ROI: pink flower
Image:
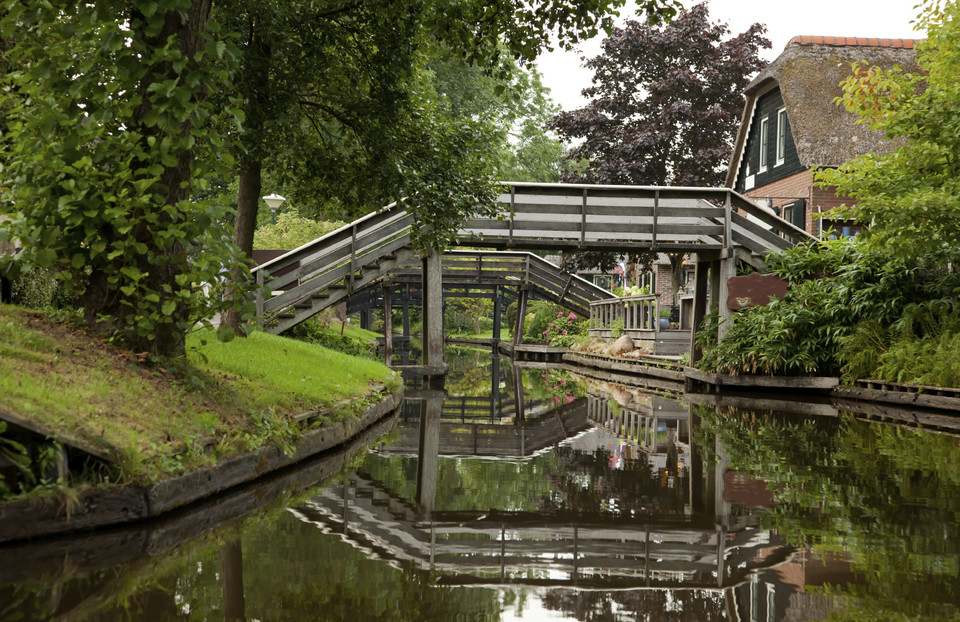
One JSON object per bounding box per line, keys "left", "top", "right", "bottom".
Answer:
{"left": 568, "top": 312, "right": 577, "bottom": 320}
{"left": 561, "top": 330, "right": 567, "bottom": 335}
{"left": 557, "top": 312, "right": 563, "bottom": 318}
{"left": 566, "top": 395, "right": 575, "bottom": 403}
{"left": 548, "top": 322, "right": 554, "bottom": 327}
{"left": 542, "top": 330, "right": 548, "bottom": 335}
{"left": 560, "top": 379, "right": 565, "bottom": 385}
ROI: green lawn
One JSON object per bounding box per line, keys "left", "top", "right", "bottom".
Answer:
{"left": 0, "top": 305, "right": 399, "bottom": 487}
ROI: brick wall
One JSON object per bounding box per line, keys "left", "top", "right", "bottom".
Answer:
{"left": 655, "top": 264, "right": 673, "bottom": 306}
{"left": 743, "top": 170, "right": 856, "bottom": 236}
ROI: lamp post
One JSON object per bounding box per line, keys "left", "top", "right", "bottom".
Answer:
{"left": 263, "top": 193, "right": 286, "bottom": 224}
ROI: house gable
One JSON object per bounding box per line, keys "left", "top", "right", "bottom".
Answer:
{"left": 726, "top": 37, "right": 921, "bottom": 190}
{"left": 734, "top": 87, "right": 804, "bottom": 194}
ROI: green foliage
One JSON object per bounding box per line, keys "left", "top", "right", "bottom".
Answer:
{"left": 444, "top": 296, "right": 494, "bottom": 335}
{"left": 284, "top": 314, "right": 378, "bottom": 359}
{"left": 816, "top": 0, "right": 960, "bottom": 260}
{"left": 0, "top": 421, "right": 31, "bottom": 497}
{"left": 612, "top": 284, "right": 650, "bottom": 297}
{"left": 522, "top": 300, "right": 576, "bottom": 343}
{"left": 11, "top": 266, "right": 81, "bottom": 311}
{"left": 550, "top": 3, "right": 767, "bottom": 187}
{"left": 697, "top": 239, "right": 960, "bottom": 377}
{"left": 253, "top": 211, "right": 346, "bottom": 251}
{"left": 541, "top": 309, "right": 587, "bottom": 347}
{"left": 610, "top": 318, "right": 624, "bottom": 339}
{"left": 0, "top": 1, "right": 249, "bottom": 355}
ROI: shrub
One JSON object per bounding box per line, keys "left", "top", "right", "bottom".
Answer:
{"left": 11, "top": 266, "right": 82, "bottom": 311}
{"left": 697, "top": 239, "right": 960, "bottom": 379}
{"left": 542, "top": 310, "right": 588, "bottom": 347}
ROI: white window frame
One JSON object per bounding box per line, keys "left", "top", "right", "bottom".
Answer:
{"left": 776, "top": 107, "right": 787, "bottom": 166}
{"left": 758, "top": 117, "right": 769, "bottom": 173}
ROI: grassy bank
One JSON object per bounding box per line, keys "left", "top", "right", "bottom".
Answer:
{"left": 0, "top": 304, "right": 400, "bottom": 493}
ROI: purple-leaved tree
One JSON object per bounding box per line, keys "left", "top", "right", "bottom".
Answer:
{"left": 550, "top": 3, "right": 769, "bottom": 302}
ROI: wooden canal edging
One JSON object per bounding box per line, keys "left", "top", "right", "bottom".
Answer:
{"left": 0, "top": 409, "right": 402, "bottom": 588}
{"left": 0, "top": 389, "right": 403, "bottom": 544}
{"left": 683, "top": 368, "right": 839, "bottom": 393}
{"left": 835, "top": 379, "right": 960, "bottom": 414}
{"left": 564, "top": 352, "right": 683, "bottom": 382}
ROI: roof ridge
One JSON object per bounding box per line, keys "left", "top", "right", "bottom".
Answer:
{"left": 785, "top": 35, "right": 919, "bottom": 49}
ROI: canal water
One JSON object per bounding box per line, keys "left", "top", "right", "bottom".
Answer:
{"left": 2, "top": 345, "right": 960, "bottom": 621}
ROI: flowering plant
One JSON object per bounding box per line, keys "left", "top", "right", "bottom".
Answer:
{"left": 541, "top": 311, "right": 587, "bottom": 347}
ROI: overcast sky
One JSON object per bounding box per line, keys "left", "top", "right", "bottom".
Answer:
{"left": 535, "top": 0, "right": 926, "bottom": 112}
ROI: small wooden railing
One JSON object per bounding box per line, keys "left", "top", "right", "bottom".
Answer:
{"left": 589, "top": 294, "right": 661, "bottom": 338}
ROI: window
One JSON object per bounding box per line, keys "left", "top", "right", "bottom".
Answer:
{"left": 758, "top": 117, "right": 769, "bottom": 172}
{"left": 776, "top": 108, "right": 787, "bottom": 166}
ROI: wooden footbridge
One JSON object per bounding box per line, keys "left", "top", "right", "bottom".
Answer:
{"left": 252, "top": 182, "right": 813, "bottom": 365}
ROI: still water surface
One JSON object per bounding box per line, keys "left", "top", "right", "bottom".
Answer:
{"left": 2, "top": 346, "right": 960, "bottom": 621}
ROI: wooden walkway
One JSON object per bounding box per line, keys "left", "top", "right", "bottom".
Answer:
{"left": 346, "top": 250, "right": 610, "bottom": 321}
{"left": 252, "top": 182, "right": 813, "bottom": 334}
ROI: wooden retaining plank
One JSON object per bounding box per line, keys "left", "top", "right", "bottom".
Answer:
{"left": 684, "top": 368, "right": 838, "bottom": 390}
{"left": 0, "top": 408, "right": 116, "bottom": 463}
{"left": 833, "top": 385, "right": 960, "bottom": 414}
{"left": 563, "top": 352, "right": 685, "bottom": 382}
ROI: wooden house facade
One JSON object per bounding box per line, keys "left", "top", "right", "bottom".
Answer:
{"left": 726, "top": 36, "right": 921, "bottom": 237}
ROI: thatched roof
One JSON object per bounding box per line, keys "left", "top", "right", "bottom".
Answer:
{"left": 725, "top": 37, "right": 922, "bottom": 187}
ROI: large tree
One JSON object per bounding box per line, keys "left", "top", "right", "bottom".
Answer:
{"left": 218, "top": 0, "right": 683, "bottom": 329}
{"left": 548, "top": 3, "right": 767, "bottom": 303}
{"left": 0, "top": 0, "right": 243, "bottom": 356}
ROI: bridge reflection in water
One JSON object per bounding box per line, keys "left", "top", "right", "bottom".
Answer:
{"left": 286, "top": 351, "right": 828, "bottom": 621}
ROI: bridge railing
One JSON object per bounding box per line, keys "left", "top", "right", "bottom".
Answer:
{"left": 589, "top": 294, "right": 660, "bottom": 338}
{"left": 460, "top": 183, "right": 815, "bottom": 258}
{"left": 252, "top": 201, "right": 412, "bottom": 321}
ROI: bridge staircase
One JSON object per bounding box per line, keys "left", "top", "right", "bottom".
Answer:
{"left": 351, "top": 250, "right": 612, "bottom": 318}
{"left": 253, "top": 203, "right": 413, "bottom": 334}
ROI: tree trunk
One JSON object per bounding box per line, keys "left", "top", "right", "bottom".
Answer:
{"left": 222, "top": 159, "right": 262, "bottom": 330}
{"left": 222, "top": 14, "right": 270, "bottom": 331}
{"left": 83, "top": 1, "right": 212, "bottom": 358}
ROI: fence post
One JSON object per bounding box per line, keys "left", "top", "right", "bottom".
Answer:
{"left": 255, "top": 270, "right": 264, "bottom": 329}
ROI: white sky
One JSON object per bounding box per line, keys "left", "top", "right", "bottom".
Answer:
{"left": 535, "top": 0, "right": 926, "bottom": 112}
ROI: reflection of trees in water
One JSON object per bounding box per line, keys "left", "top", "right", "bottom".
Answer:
{"left": 541, "top": 587, "right": 725, "bottom": 621}
{"left": 699, "top": 407, "right": 960, "bottom": 619}
{"left": 535, "top": 443, "right": 687, "bottom": 517}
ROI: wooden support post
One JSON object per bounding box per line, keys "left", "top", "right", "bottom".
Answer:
{"left": 513, "top": 287, "right": 528, "bottom": 346}
{"left": 689, "top": 253, "right": 712, "bottom": 366}
{"left": 492, "top": 285, "right": 502, "bottom": 344}
{"left": 221, "top": 539, "right": 246, "bottom": 622}
{"left": 255, "top": 270, "right": 264, "bottom": 329}
{"left": 402, "top": 285, "right": 410, "bottom": 339}
{"left": 709, "top": 259, "right": 722, "bottom": 313}
{"left": 422, "top": 248, "right": 444, "bottom": 371}
{"left": 512, "top": 362, "right": 526, "bottom": 423}
{"left": 383, "top": 284, "right": 393, "bottom": 367}
{"left": 717, "top": 256, "right": 737, "bottom": 342}
{"left": 490, "top": 353, "right": 501, "bottom": 420}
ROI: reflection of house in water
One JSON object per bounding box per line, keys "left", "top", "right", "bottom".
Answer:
{"left": 587, "top": 391, "right": 690, "bottom": 486}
